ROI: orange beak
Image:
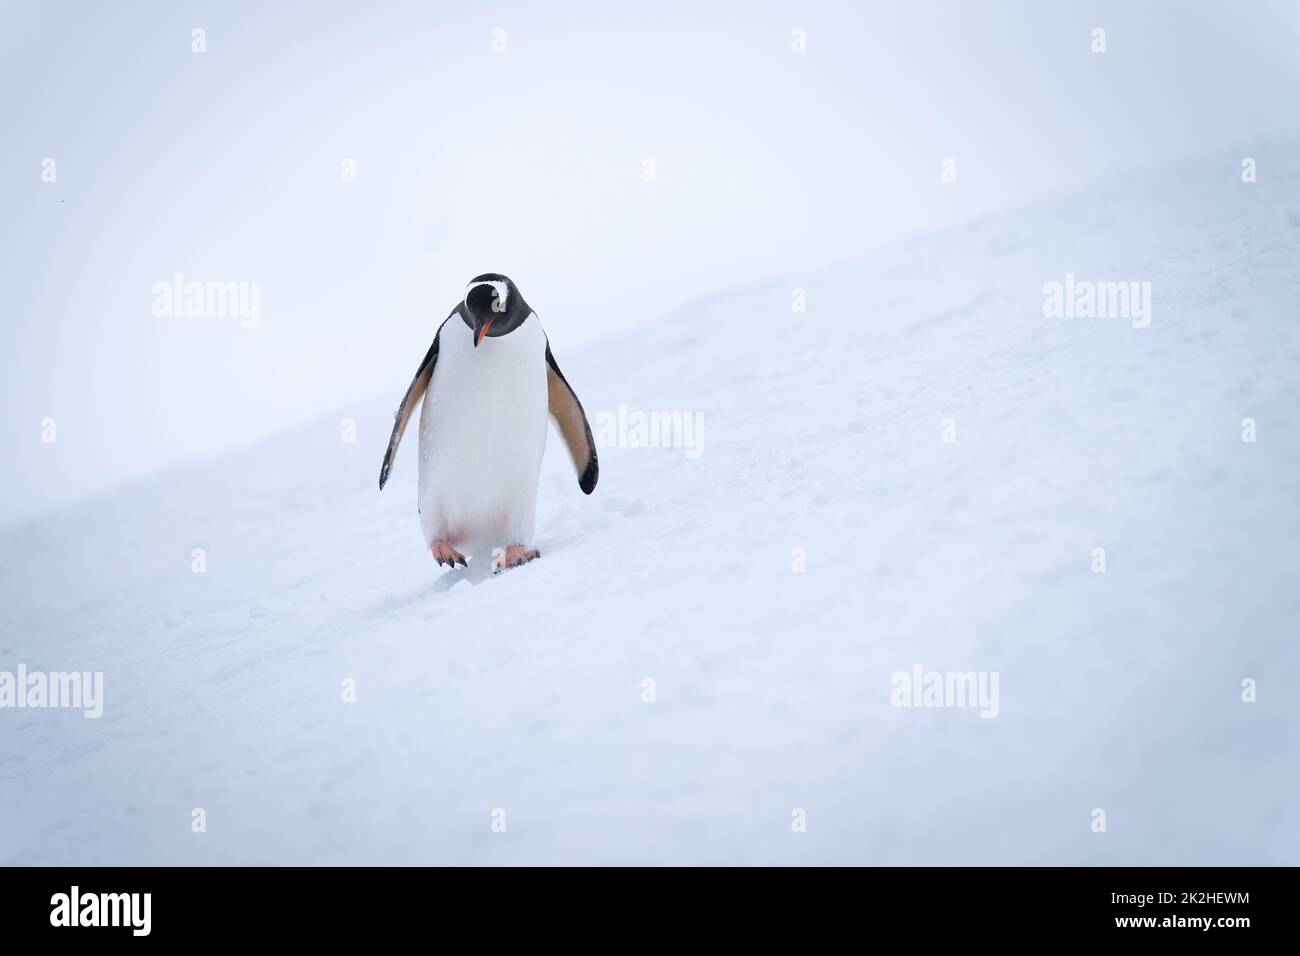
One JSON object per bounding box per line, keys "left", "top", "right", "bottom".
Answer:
{"left": 475, "top": 318, "right": 493, "bottom": 347}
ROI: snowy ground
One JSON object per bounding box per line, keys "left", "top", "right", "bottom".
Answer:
{"left": 2, "top": 144, "right": 1298, "bottom": 865}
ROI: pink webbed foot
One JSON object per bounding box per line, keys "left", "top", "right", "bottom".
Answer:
{"left": 492, "top": 544, "right": 540, "bottom": 574}
{"left": 431, "top": 540, "right": 468, "bottom": 568}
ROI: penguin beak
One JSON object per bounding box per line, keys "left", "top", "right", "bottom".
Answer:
{"left": 475, "top": 318, "right": 493, "bottom": 348}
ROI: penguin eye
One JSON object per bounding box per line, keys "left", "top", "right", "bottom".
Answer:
{"left": 466, "top": 285, "right": 498, "bottom": 314}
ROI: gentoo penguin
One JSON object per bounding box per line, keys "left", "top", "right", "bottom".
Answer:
{"left": 378, "top": 274, "right": 598, "bottom": 571}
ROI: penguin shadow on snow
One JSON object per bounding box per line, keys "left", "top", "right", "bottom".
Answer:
{"left": 429, "top": 559, "right": 497, "bottom": 592}
{"left": 363, "top": 553, "right": 530, "bottom": 618}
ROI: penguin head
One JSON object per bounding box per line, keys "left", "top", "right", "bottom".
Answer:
{"left": 462, "top": 273, "right": 530, "bottom": 347}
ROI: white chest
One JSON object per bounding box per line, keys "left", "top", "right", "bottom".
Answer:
{"left": 415, "top": 314, "right": 549, "bottom": 546}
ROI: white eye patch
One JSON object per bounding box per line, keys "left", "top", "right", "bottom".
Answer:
{"left": 465, "top": 280, "right": 509, "bottom": 312}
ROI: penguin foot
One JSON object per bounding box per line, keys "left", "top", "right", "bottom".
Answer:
{"left": 431, "top": 540, "right": 468, "bottom": 568}
{"left": 492, "top": 544, "right": 540, "bottom": 574}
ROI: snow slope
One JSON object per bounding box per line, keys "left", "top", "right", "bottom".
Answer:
{"left": 2, "top": 144, "right": 1298, "bottom": 865}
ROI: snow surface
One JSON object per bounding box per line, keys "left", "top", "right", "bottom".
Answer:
{"left": 2, "top": 144, "right": 1298, "bottom": 865}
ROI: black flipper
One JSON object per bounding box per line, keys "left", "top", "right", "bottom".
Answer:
{"left": 378, "top": 320, "right": 446, "bottom": 490}
{"left": 544, "top": 341, "right": 599, "bottom": 494}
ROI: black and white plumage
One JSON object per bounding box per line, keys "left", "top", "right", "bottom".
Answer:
{"left": 379, "top": 274, "right": 598, "bottom": 569}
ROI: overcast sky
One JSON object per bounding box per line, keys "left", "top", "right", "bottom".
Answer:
{"left": 4, "top": 0, "right": 1299, "bottom": 523}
